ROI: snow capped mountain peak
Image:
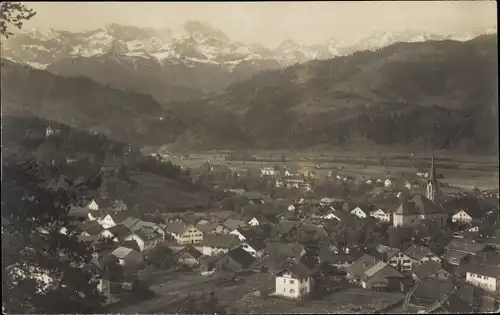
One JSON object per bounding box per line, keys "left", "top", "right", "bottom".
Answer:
{"left": 2, "top": 23, "right": 494, "bottom": 75}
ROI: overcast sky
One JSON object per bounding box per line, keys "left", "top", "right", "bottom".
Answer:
{"left": 24, "top": 1, "right": 497, "bottom": 47}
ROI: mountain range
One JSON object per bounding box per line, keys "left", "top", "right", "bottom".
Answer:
{"left": 1, "top": 21, "right": 495, "bottom": 103}
{"left": 1, "top": 24, "right": 498, "bottom": 154}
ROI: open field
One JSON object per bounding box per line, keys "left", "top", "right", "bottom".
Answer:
{"left": 227, "top": 288, "right": 405, "bottom": 314}
{"left": 128, "top": 171, "right": 211, "bottom": 212}
{"left": 166, "top": 151, "right": 499, "bottom": 190}
{"left": 110, "top": 270, "right": 266, "bottom": 314}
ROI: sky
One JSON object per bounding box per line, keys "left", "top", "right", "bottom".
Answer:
{"left": 23, "top": 1, "right": 497, "bottom": 48}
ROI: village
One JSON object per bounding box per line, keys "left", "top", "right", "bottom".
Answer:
{"left": 66, "top": 151, "right": 500, "bottom": 314}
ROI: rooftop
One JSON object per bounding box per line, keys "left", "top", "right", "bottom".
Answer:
{"left": 395, "top": 194, "right": 445, "bottom": 215}
{"left": 223, "top": 218, "right": 247, "bottom": 231}
{"left": 228, "top": 246, "right": 256, "bottom": 269}
{"left": 412, "top": 261, "right": 443, "bottom": 279}
{"left": 111, "top": 247, "right": 135, "bottom": 259}
{"left": 404, "top": 245, "right": 435, "bottom": 260}
{"left": 201, "top": 234, "right": 241, "bottom": 249}
{"left": 277, "top": 261, "right": 313, "bottom": 280}
{"left": 445, "top": 239, "right": 487, "bottom": 254}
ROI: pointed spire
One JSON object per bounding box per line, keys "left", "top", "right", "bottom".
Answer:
{"left": 429, "top": 150, "right": 437, "bottom": 184}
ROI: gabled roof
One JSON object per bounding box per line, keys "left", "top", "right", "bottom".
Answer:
{"left": 445, "top": 239, "right": 487, "bottom": 254}
{"left": 243, "top": 238, "right": 266, "bottom": 251}
{"left": 234, "top": 226, "right": 266, "bottom": 240}
{"left": 121, "top": 217, "right": 141, "bottom": 229}
{"left": 265, "top": 242, "right": 305, "bottom": 259}
{"left": 395, "top": 194, "right": 445, "bottom": 215}
{"left": 277, "top": 220, "right": 300, "bottom": 234}
{"left": 277, "top": 261, "right": 313, "bottom": 279}
{"left": 412, "top": 262, "right": 445, "bottom": 279}
{"left": 178, "top": 246, "right": 203, "bottom": 260}
{"left": 93, "top": 198, "right": 115, "bottom": 208}
{"left": 201, "top": 234, "right": 240, "bottom": 249}
{"left": 223, "top": 219, "right": 247, "bottom": 231}
{"left": 131, "top": 220, "right": 162, "bottom": 232}
{"left": 80, "top": 220, "right": 103, "bottom": 236}
{"left": 375, "top": 244, "right": 401, "bottom": 260}
{"left": 463, "top": 258, "right": 500, "bottom": 279}
{"left": 104, "top": 224, "right": 132, "bottom": 240}
{"left": 196, "top": 222, "right": 218, "bottom": 234}
{"left": 111, "top": 246, "right": 136, "bottom": 259}
{"left": 132, "top": 229, "right": 162, "bottom": 242}
{"left": 166, "top": 222, "right": 190, "bottom": 235}
{"left": 121, "top": 240, "right": 141, "bottom": 252}
{"left": 413, "top": 278, "right": 454, "bottom": 302}
{"left": 228, "top": 247, "right": 256, "bottom": 269}
{"left": 404, "top": 245, "right": 437, "bottom": 260}
{"left": 104, "top": 211, "right": 134, "bottom": 224}
{"left": 346, "top": 254, "right": 379, "bottom": 278}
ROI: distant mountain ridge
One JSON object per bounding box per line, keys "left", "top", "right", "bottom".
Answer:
{"left": 1, "top": 22, "right": 495, "bottom": 102}
{"left": 166, "top": 35, "right": 499, "bottom": 153}
{"left": 1, "top": 35, "right": 498, "bottom": 154}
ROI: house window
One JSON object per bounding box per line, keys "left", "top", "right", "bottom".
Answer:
{"left": 289, "top": 280, "right": 295, "bottom": 284}
{"left": 284, "top": 279, "right": 286, "bottom": 283}
{"left": 289, "top": 289, "right": 295, "bottom": 294}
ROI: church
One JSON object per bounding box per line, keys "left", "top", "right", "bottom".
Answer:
{"left": 393, "top": 152, "right": 449, "bottom": 227}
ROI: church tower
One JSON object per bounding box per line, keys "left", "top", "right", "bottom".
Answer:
{"left": 426, "top": 151, "right": 438, "bottom": 201}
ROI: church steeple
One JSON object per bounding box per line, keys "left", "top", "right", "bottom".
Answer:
{"left": 426, "top": 150, "right": 438, "bottom": 201}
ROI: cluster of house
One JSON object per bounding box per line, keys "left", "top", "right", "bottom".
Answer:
{"left": 65, "top": 155, "right": 498, "bottom": 310}
{"left": 70, "top": 188, "right": 499, "bottom": 305}
{"left": 260, "top": 164, "right": 424, "bottom": 193}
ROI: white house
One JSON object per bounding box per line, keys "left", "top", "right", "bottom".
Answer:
{"left": 387, "top": 251, "right": 415, "bottom": 272}
{"left": 261, "top": 167, "right": 277, "bottom": 177}
{"left": 166, "top": 223, "right": 203, "bottom": 245}
{"left": 247, "top": 217, "right": 261, "bottom": 226}
{"left": 451, "top": 210, "right": 473, "bottom": 225}
{"left": 99, "top": 212, "right": 133, "bottom": 229}
{"left": 288, "top": 204, "right": 296, "bottom": 212}
{"left": 274, "top": 263, "right": 312, "bottom": 299}
{"left": 87, "top": 199, "right": 100, "bottom": 211}
{"left": 322, "top": 212, "right": 341, "bottom": 221}
{"left": 465, "top": 263, "right": 500, "bottom": 293}
{"left": 350, "top": 207, "right": 367, "bottom": 219}
{"left": 384, "top": 179, "right": 393, "bottom": 188}
{"left": 370, "top": 208, "right": 391, "bottom": 223}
